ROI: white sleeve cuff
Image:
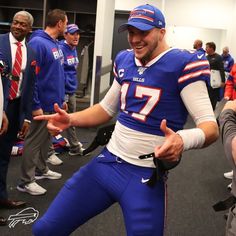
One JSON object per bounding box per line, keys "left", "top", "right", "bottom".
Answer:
{"left": 177, "top": 128, "right": 205, "bottom": 151}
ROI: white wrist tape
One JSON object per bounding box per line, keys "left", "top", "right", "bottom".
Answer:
{"left": 177, "top": 128, "right": 205, "bottom": 151}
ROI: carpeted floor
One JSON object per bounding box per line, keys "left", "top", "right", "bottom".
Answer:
{"left": 0, "top": 117, "right": 231, "bottom": 236}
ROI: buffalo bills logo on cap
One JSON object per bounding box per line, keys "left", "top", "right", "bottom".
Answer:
{"left": 118, "top": 4, "right": 165, "bottom": 32}
{"left": 129, "top": 9, "right": 155, "bottom": 23}
{"left": 65, "top": 24, "right": 81, "bottom": 34}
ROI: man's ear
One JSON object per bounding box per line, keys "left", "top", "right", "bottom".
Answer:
{"left": 159, "top": 28, "right": 166, "bottom": 41}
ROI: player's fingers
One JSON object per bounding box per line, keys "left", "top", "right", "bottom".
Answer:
{"left": 154, "top": 142, "right": 170, "bottom": 157}
{"left": 160, "top": 119, "right": 174, "bottom": 136}
{"left": 54, "top": 103, "right": 66, "bottom": 115}
{"left": 47, "top": 122, "right": 62, "bottom": 133}
{"left": 34, "top": 114, "right": 55, "bottom": 121}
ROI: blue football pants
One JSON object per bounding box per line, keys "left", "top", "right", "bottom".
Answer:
{"left": 32, "top": 148, "right": 166, "bottom": 236}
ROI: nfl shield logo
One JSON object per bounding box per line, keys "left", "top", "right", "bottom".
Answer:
{"left": 137, "top": 67, "right": 147, "bottom": 75}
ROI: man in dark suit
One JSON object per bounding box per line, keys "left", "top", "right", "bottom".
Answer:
{"left": 0, "top": 11, "right": 36, "bottom": 225}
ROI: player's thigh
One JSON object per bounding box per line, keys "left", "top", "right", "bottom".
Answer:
{"left": 33, "top": 159, "right": 115, "bottom": 236}
{"left": 120, "top": 174, "right": 166, "bottom": 236}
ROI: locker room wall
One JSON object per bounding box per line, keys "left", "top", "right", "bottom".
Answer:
{"left": 112, "top": 0, "right": 236, "bottom": 62}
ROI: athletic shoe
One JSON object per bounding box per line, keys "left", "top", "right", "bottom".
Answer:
{"left": 68, "top": 142, "right": 86, "bottom": 156}
{"left": 227, "top": 182, "right": 232, "bottom": 190}
{"left": 68, "top": 147, "right": 85, "bottom": 156}
{"left": 67, "top": 141, "right": 83, "bottom": 148}
{"left": 224, "top": 170, "right": 233, "bottom": 180}
{"left": 35, "top": 170, "right": 62, "bottom": 180}
{"left": 47, "top": 153, "right": 63, "bottom": 165}
{"left": 17, "top": 182, "right": 47, "bottom": 196}
{"left": 78, "top": 142, "right": 83, "bottom": 148}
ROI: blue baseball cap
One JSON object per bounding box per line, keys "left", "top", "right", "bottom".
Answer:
{"left": 118, "top": 4, "right": 165, "bottom": 32}
{"left": 65, "top": 24, "right": 81, "bottom": 34}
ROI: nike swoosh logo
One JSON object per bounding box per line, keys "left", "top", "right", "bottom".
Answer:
{"left": 141, "top": 178, "right": 150, "bottom": 184}
{"left": 197, "top": 54, "right": 204, "bottom": 59}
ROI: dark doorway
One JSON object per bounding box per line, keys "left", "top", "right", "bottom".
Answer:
{"left": 110, "top": 11, "right": 130, "bottom": 84}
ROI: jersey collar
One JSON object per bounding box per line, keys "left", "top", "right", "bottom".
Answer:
{"left": 134, "top": 47, "right": 175, "bottom": 67}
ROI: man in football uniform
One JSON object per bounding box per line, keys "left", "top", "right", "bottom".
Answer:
{"left": 32, "top": 4, "right": 219, "bottom": 236}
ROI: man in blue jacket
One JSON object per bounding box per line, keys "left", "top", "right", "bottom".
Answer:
{"left": 17, "top": 9, "right": 68, "bottom": 196}
{"left": 222, "top": 46, "right": 234, "bottom": 74}
{"left": 59, "top": 24, "right": 85, "bottom": 156}
{"left": 0, "top": 11, "right": 36, "bottom": 224}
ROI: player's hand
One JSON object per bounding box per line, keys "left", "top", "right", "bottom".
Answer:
{"left": 222, "top": 100, "right": 236, "bottom": 112}
{"left": 154, "top": 119, "right": 183, "bottom": 162}
{"left": 18, "top": 120, "right": 30, "bottom": 139}
{"left": 34, "top": 103, "right": 71, "bottom": 136}
{"left": 62, "top": 102, "right": 68, "bottom": 111}
{"left": 0, "top": 112, "right": 8, "bottom": 135}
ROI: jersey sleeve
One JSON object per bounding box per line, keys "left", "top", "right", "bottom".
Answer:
{"left": 113, "top": 50, "right": 130, "bottom": 85}
{"left": 178, "top": 51, "right": 210, "bottom": 91}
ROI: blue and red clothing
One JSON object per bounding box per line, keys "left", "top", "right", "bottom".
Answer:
{"left": 29, "top": 30, "right": 65, "bottom": 112}
{"left": 222, "top": 54, "right": 234, "bottom": 73}
{"left": 33, "top": 48, "right": 211, "bottom": 236}
{"left": 59, "top": 40, "right": 79, "bottom": 95}
{"left": 115, "top": 48, "right": 210, "bottom": 136}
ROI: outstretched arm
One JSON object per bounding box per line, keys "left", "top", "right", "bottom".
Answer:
{"left": 219, "top": 100, "right": 236, "bottom": 165}
{"left": 34, "top": 103, "right": 113, "bottom": 135}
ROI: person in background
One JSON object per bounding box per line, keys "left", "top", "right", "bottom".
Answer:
{"left": 193, "top": 39, "right": 205, "bottom": 55}
{"left": 223, "top": 63, "right": 236, "bottom": 185}
{"left": 0, "top": 11, "right": 36, "bottom": 214}
{"left": 59, "top": 24, "right": 85, "bottom": 156}
{"left": 219, "top": 47, "right": 235, "bottom": 102}
{"left": 0, "top": 53, "right": 9, "bottom": 226}
{"left": 205, "top": 42, "right": 225, "bottom": 110}
{"left": 222, "top": 46, "right": 234, "bottom": 74}
{"left": 32, "top": 4, "right": 218, "bottom": 236}
{"left": 225, "top": 64, "right": 236, "bottom": 101}
{"left": 219, "top": 100, "right": 236, "bottom": 235}
{"left": 17, "top": 9, "right": 68, "bottom": 196}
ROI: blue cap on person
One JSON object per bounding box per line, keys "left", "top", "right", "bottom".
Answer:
{"left": 65, "top": 24, "right": 80, "bottom": 34}
{"left": 118, "top": 4, "right": 165, "bottom": 32}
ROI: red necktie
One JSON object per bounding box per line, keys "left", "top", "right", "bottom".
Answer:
{"left": 9, "top": 42, "right": 22, "bottom": 100}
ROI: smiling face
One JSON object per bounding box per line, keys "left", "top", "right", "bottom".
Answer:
{"left": 11, "top": 14, "right": 32, "bottom": 41}
{"left": 127, "top": 26, "right": 165, "bottom": 65}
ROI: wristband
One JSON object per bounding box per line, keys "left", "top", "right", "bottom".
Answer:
{"left": 177, "top": 128, "right": 205, "bottom": 151}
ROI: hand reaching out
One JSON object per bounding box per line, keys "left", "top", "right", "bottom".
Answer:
{"left": 222, "top": 100, "right": 236, "bottom": 112}
{"left": 154, "top": 119, "right": 183, "bottom": 162}
{"left": 0, "top": 112, "right": 8, "bottom": 135}
{"left": 34, "top": 103, "right": 71, "bottom": 136}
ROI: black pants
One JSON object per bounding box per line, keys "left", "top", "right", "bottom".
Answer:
{"left": 207, "top": 86, "right": 220, "bottom": 110}
{"left": 0, "top": 98, "right": 20, "bottom": 199}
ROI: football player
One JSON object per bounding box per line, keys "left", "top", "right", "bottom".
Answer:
{"left": 32, "top": 4, "right": 218, "bottom": 236}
